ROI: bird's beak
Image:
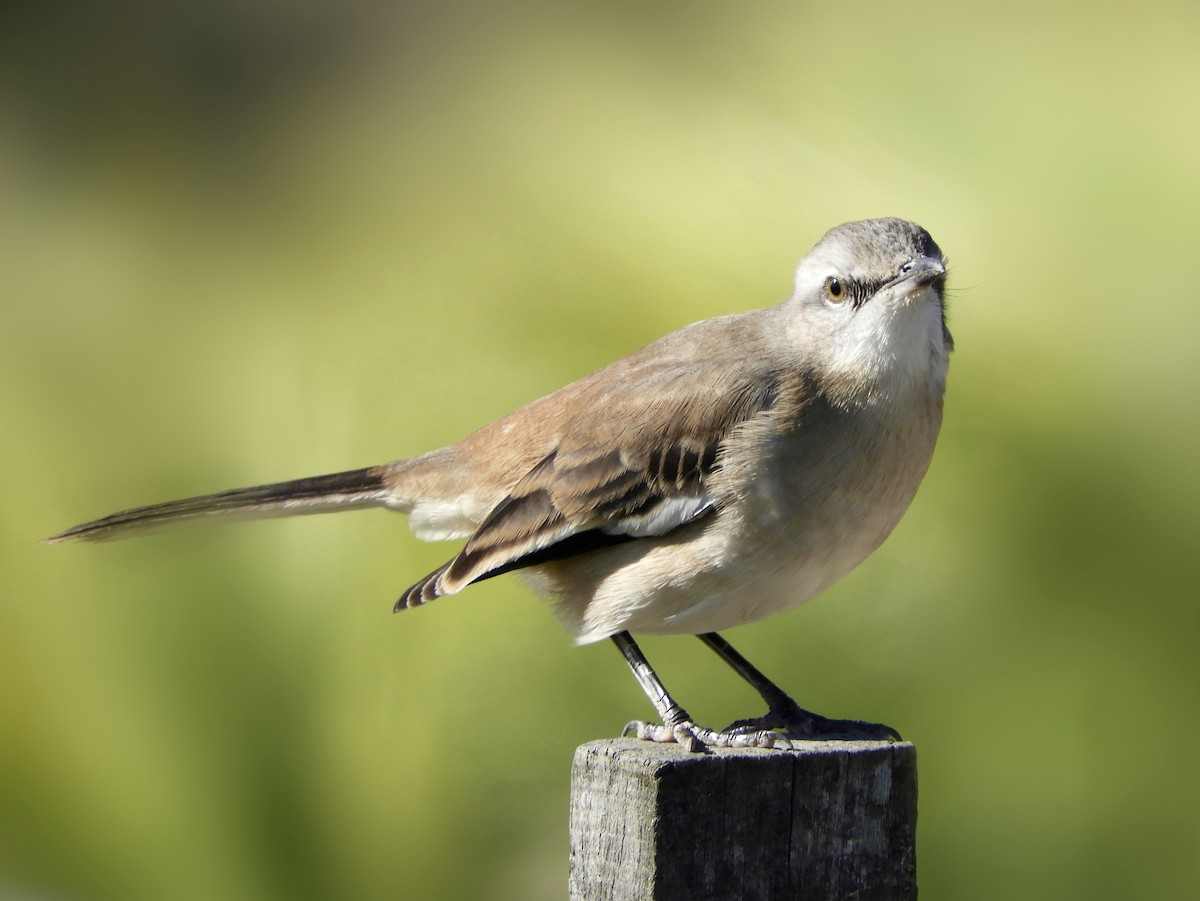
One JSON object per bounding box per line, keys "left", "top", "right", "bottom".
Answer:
{"left": 898, "top": 256, "right": 946, "bottom": 289}
{"left": 886, "top": 256, "right": 946, "bottom": 304}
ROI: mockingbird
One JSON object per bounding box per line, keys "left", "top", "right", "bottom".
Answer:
{"left": 49, "top": 217, "right": 952, "bottom": 751}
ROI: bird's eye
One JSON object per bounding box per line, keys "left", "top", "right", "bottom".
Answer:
{"left": 825, "top": 276, "right": 848, "bottom": 304}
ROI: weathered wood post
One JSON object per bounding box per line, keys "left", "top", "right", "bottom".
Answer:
{"left": 569, "top": 738, "right": 916, "bottom": 901}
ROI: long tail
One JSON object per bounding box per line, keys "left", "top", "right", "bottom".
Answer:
{"left": 45, "top": 466, "right": 390, "bottom": 543}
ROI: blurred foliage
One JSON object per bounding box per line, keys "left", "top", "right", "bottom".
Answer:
{"left": 3, "top": 1, "right": 1199, "bottom": 899}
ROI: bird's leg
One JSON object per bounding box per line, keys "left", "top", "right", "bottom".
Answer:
{"left": 697, "top": 632, "right": 901, "bottom": 741}
{"left": 611, "top": 631, "right": 778, "bottom": 752}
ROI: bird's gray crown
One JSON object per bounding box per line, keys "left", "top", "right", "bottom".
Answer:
{"left": 797, "top": 218, "right": 943, "bottom": 291}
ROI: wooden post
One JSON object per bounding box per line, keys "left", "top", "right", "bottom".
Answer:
{"left": 568, "top": 738, "right": 916, "bottom": 901}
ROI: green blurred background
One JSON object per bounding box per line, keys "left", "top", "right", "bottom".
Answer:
{"left": 3, "top": 1, "right": 1198, "bottom": 899}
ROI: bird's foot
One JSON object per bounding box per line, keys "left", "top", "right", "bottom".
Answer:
{"left": 622, "top": 718, "right": 783, "bottom": 753}
{"left": 726, "top": 698, "right": 901, "bottom": 742}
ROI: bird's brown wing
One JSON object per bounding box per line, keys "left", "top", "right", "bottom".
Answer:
{"left": 396, "top": 361, "right": 805, "bottom": 608}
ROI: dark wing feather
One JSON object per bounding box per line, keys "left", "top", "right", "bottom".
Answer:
{"left": 395, "top": 364, "right": 792, "bottom": 610}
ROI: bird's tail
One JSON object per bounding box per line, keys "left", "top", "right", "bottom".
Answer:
{"left": 45, "top": 466, "right": 390, "bottom": 543}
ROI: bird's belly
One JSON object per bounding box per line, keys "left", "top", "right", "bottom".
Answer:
{"left": 634, "top": 500, "right": 904, "bottom": 636}
{"left": 545, "top": 412, "right": 938, "bottom": 643}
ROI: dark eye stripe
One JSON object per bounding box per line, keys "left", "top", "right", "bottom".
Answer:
{"left": 850, "top": 279, "right": 887, "bottom": 308}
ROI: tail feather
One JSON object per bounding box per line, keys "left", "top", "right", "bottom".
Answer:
{"left": 46, "top": 466, "right": 390, "bottom": 543}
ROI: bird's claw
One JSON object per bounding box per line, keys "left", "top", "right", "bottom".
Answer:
{"left": 726, "top": 702, "right": 901, "bottom": 742}
{"left": 622, "top": 719, "right": 785, "bottom": 753}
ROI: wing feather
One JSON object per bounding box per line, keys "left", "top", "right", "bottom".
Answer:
{"left": 394, "top": 358, "right": 799, "bottom": 609}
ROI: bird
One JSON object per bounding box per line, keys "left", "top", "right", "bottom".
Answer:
{"left": 48, "top": 217, "right": 952, "bottom": 752}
